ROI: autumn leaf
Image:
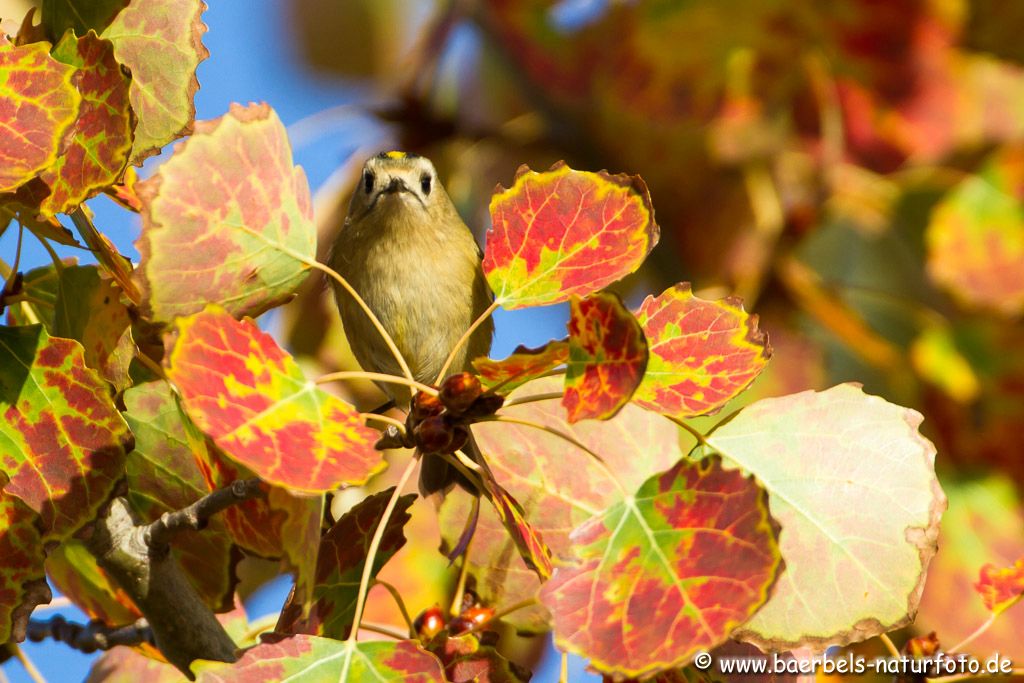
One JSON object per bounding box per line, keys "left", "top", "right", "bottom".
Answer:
{"left": 121, "top": 381, "right": 237, "bottom": 611}
{"left": 473, "top": 340, "right": 569, "bottom": 393}
{"left": 135, "top": 103, "right": 315, "bottom": 321}
{"left": 40, "top": 30, "right": 133, "bottom": 215}
{"left": 0, "top": 325, "right": 130, "bottom": 539}
{"left": 427, "top": 632, "right": 531, "bottom": 683}
{"left": 101, "top": 0, "right": 208, "bottom": 164}
{"left": 704, "top": 384, "right": 946, "bottom": 650}
{"left": 975, "top": 558, "right": 1024, "bottom": 615}
{"left": 0, "top": 493, "right": 46, "bottom": 643}
{"left": 164, "top": 306, "right": 383, "bottom": 493}
{"left": 633, "top": 283, "right": 770, "bottom": 418}
{"left": 439, "top": 376, "right": 689, "bottom": 632}
{"left": 194, "top": 635, "right": 446, "bottom": 682}
{"left": 0, "top": 34, "right": 80, "bottom": 193}
{"left": 926, "top": 145, "right": 1024, "bottom": 316}
{"left": 277, "top": 488, "right": 416, "bottom": 639}
{"left": 564, "top": 291, "right": 647, "bottom": 422}
{"left": 483, "top": 161, "right": 658, "bottom": 309}
{"left": 540, "top": 455, "right": 782, "bottom": 679}
{"left": 53, "top": 265, "right": 134, "bottom": 392}
{"left": 45, "top": 540, "right": 142, "bottom": 627}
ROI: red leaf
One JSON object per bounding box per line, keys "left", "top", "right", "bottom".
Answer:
{"left": 564, "top": 291, "right": 647, "bottom": 422}
{"left": 0, "top": 34, "right": 80, "bottom": 193}
{"left": 473, "top": 340, "right": 569, "bottom": 393}
{"left": 40, "top": 31, "right": 133, "bottom": 215}
{"left": 975, "top": 558, "right": 1024, "bottom": 614}
{"left": 483, "top": 161, "right": 658, "bottom": 309}
{"left": 0, "top": 325, "right": 130, "bottom": 539}
{"left": 0, "top": 494, "right": 46, "bottom": 643}
{"left": 634, "top": 283, "right": 770, "bottom": 418}
{"left": 540, "top": 456, "right": 782, "bottom": 679}
{"left": 134, "top": 103, "right": 315, "bottom": 322}
{"left": 165, "top": 307, "right": 384, "bottom": 493}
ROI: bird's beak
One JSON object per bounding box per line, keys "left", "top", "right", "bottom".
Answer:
{"left": 381, "top": 177, "right": 409, "bottom": 194}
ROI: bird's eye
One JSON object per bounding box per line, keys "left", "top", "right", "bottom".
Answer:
{"left": 363, "top": 171, "right": 374, "bottom": 194}
{"left": 420, "top": 174, "right": 432, "bottom": 195}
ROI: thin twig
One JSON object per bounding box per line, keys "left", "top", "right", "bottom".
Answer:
{"left": 145, "top": 478, "right": 264, "bottom": 550}
{"left": 26, "top": 615, "right": 152, "bottom": 654}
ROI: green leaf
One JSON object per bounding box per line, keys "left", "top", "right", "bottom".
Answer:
{"left": 41, "top": 0, "right": 129, "bottom": 41}
{"left": 194, "top": 635, "right": 446, "bottom": 682}
{"left": 703, "top": 384, "right": 946, "bottom": 650}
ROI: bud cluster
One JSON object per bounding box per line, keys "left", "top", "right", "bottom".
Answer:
{"left": 407, "top": 373, "right": 504, "bottom": 455}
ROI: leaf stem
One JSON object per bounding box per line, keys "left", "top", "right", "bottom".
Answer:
{"left": 347, "top": 455, "right": 419, "bottom": 643}
{"left": 946, "top": 613, "right": 996, "bottom": 655}
{"left": 489, "top": 597, "right": 539, "bottom": 624}
{"left": 500, "top": 391, "right": 565, "bottom": 409}
{"left": 134, "top": 350, "right": 166, "bottom": 380}
{"left": 69, "top": 207, "right": 140, "bottom": 303}
{"left": 878, "top": 633, "right": 900, "bottom": 659}
{"left": 436, "top": 300, "right": 500, "bottom": 383}
{"left": 10, "top": 643, "right": 46, "bottom": 683}
{"left": 371, "top": 579, "right": 415, "bottom": 637}
{"left": 448, "top": 530, "right": 475, "bottom": 617}
{"left": 560, "top": 652, "right": 568, "bottom": 683}
{"left": 669, "top": 416, "right": 709, "bottom": 447}
{"left": 232, "top": 221, "right": 415, "bottom": 384}
{"left": 358, "top": 622, "right": 407, "bottom": 640}
{"left": 306, "top": 259, "right": 415, "bottom": 384}
{"left": 316, "top": 371, "right": 436, "bottom": 396}
{"left": 360, "top": 413, "right": 407, "bottom": 434}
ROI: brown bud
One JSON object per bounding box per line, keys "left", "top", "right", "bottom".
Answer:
{"left": 410, "top": 391, "right": 444, "bottom": 423}
{"left": 414, "top": 415, "right": 452, "bottom": 453}
{"left": 448, "top": 605, "right": 494, "bottom": 635}
{"left": 463, "top": 393, "right": 505, "bottom": 419}
{"left": 413, "top": 604, "right": 446, "bottom": 640}
{"left": 440, "top": 372, "right": 484, "bottom": 415}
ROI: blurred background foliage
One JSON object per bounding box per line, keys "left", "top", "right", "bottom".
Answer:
{"left": 279, "top": 0, "right": 1024, "bottom": 664}
{"left": 3, "top": 0, "right": 1024, "bottom": 679}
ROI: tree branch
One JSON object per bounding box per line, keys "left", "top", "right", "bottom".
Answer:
{"left": 145, "top": 478, "right": 264, "bottom": 551}
{"left": 25, "top": 615, "right": 152, "bottom": 654}
{"left": 84, "top": 479, "right": 265, "bottom": 678}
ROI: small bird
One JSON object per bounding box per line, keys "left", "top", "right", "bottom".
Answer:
{"left": 329, "top": 151, "right": 494, "bottom": 493}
